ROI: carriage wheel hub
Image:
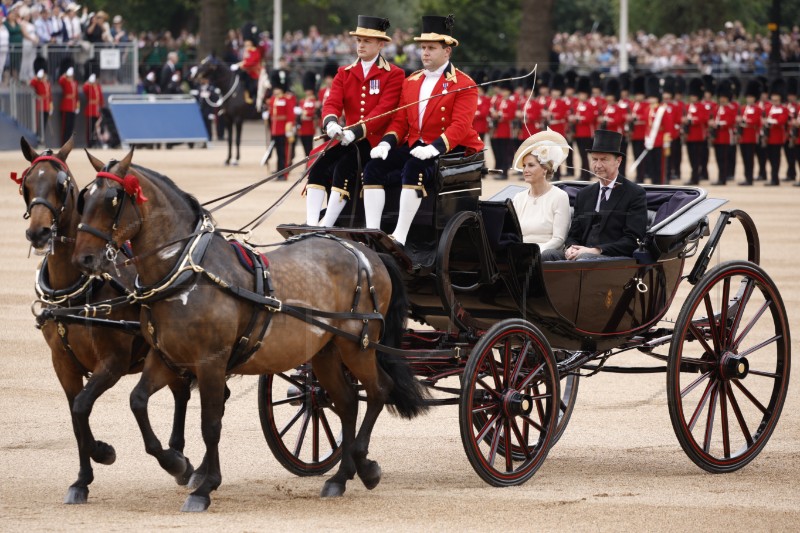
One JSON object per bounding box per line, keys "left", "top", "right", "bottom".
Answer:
{"left": 502, "top": 391, "right": 533, "bottom": 417}
{"left": 720, "top": 353, "right": 749, "bottom": 380}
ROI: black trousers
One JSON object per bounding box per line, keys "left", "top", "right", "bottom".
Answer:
{"left": 61, "top": 111, "right": 75, "bottom": 145}
{"left": 785, "top": 141, "right": 796, "bottom": 180}
{"left": 575, "top": 136, "right": 592, "bottom": 180}
{"left": 756, "top": 144, "right": 767, "bottom": 179}
{"left": 643, "top": 148, "right": 664, "bottom": 184}
{"left": 86, "top": 116, "right": 99, "bottom": 147}
{"left": 669, "top": 138, "right": 682, "bottom": 180}
{"left": 686, "top": 141, "right": 704, "bottom": 184}
{"left": 631, "top": 140, "right": 646, "bottom": 183}
{"left": 307, "top": 140, "right": 372, "bottom": 192}
{"left": 767, "top": 144, "right": 782, "bottom": 185}
{"left": 299, "top": 135, "right": 314, "bottom": 157}
{"left": 740, "top": 143, "right": 756, "bottom": 184}
{"left": 700, "top": 141, "right": 710, "bottom": 180}
{"left": 714, "top": 144, "right": 734, "bottom": 184}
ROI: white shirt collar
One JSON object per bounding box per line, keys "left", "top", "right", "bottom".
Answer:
{"left": 361, "top": 56, "right": 377, "bottom": 77}
{"left": 425, "top": 62, "right": 448, "bottom": 78}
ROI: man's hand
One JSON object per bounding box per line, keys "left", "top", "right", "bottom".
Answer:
{"left": 370, "top": 142, "right": 390, "bottom": 160}
{"left": 410, "top": 144, "right": 440, "bottom": 160}
{"left": 325, "top": 121, "right": 343, "bottom": 139}
{"left": 340, "top": 129, "right": 356, "bottom": 146}
{"left": 565, "top": 245, "right": 601, "bottom": 261}
{"left": 230, "top": 64, "right": 239, "bottom": 71}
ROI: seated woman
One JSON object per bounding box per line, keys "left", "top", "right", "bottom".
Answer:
{"left": 510, "top": 129, "right": 572, "bottom": 255}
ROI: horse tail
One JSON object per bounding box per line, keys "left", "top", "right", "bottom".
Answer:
{"left": 376, "top": 253, "right": 429, "bottom": 419}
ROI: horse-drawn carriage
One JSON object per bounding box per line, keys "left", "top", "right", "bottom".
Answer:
{"left": 19, "top": 141, "right": 790, "bottom": 510}
{"left": 271, "top": 148, "right": 790, "bottom": 484}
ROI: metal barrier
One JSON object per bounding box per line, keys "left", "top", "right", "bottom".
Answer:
{"left": 0, "top": 82, "right": 38, "bottom": 139}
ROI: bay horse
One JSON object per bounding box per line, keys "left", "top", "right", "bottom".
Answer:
{"left": 192, "top": 56, "right": 252, "bottom": 166}
{"left": 16, "top": 137, "right": 195, "bottom": 504}
{"left": 70, "top": 149, "right": 428, "bottom": 512}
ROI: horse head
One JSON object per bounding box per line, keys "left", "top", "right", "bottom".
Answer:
{"left": 73, "top": 148, "right": 145, "bottom": 275}
{"left": 192, "top": 55, "right": 224, "bottom": 84}
{"left": 16, "top": 136, "right": 77, "bottom": 250}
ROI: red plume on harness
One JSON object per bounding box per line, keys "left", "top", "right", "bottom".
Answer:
{"left": 96, "top": 171, "right": 149, "bottom": 204}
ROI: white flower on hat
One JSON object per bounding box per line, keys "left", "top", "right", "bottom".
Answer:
{"left": 512, "top": 128, "right": 571, "bottom": 172}
{"left": 530, "top": 142, "right": 570, "bottom": 168}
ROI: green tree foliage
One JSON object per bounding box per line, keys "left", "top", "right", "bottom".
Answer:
{"left": 552, "top": 0, "right": 616, "bottom": 34}
{"left": 626, "top": 0, "right": 789, "bottom": 36}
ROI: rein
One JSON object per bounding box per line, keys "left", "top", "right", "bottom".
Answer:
{"left": 203, "top": 71, "right": 240, "bottom": 109}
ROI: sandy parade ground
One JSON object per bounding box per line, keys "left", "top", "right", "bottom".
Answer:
{"left": 1, "top": 124, "right": 798, "bottom": 531}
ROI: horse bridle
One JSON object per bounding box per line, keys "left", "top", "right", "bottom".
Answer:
{"left": 76, "top": 168, "right": 145, "bottom": 264}
{"left": 14, "top": 153, "right": 74, "bottom": 223}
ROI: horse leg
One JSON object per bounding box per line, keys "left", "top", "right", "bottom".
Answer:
{"left": 311, "top": 348, "right": 359, "bottom": 498}
{"left": 186, "top": 383, "right": 230, "bottom": 490}
{"left": 341, "top": 347, "right": 393, "bottom": 491}
{"left": 182, "top": 365, "right": 227, "bottom": 512}
{"left": 129, "top": 354, "right": 193, "bottom": 485}
{"left": 225, "top": 121, "right": 232, "bottom": 165}
{"left": 164, "top": 374, "right": 195, "bottom": 486}
{"left": 53, "top": 359, "right": 94, "bottom": 504}
{"left": 233, "top": 121, "right": 242, "bottom": 165}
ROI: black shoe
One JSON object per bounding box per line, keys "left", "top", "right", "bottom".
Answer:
{"left": 710, "top": 181, "right": 726, "bottom": 186}
{"left": 793, "top": 182, "right": 800, "bottom": 187}
{"left": 493, "top": 174, "right": 508, "bottom": 181}
{"left": 764, "top": 182, "right": 779, "bottom": 186}
{"left": 781, "top": 176, "right": 795, "bottom": 182}
{"left": 738, "top": 181, "right": 753, "bottom": 186}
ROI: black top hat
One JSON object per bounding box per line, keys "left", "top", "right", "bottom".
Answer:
{"left": 745, "top": 79, "right": 761, "bottom": 99}
{"left": 270, "top": 70, "right": 289, "bottom": 92}
{"left": 786, "top": 77, "right": 798, "bottom": 97}
{"left": 645, "top": 75, "right": 661, "bottom": 100}
{"left": 688, "top": 77, "right": 703, "bottom": 98}
{"left": 674, "top": 75, "right": 686, "bottom": 95}
{"left": 586, "top": 129, "right": 624, "bottom": 157}
{"left": 661, "top": 75, "right": 675, "bottom": 96}
{"left": 414, "top": 14, "right": 458, "bottom": 46}
{"left": 603, "top": 77, "right": 620, "bottom": 101}
{"left": 302, "top": 71, "right": 317, "bottom": 92}
{"left": 322, "top": 61, "right": 339, "bottom": 79}
{"left": 632, "top": 75, "right": 645, "bottom": 95}
{"left": 769, "top": 78, "right": 786, "bottom": 99}
{"left": 576, "top": 75, "right": 591, "bottom": 94}
{"left": 550, "top": 72, "right": 565, "bottom": 92}
{"left": 350, "top": 15, "right": 392, "bottom": 42}
{"left": 241, "top": 23, "right": 259, "bottom": 43}
{"left": 565, "top": 69, "right": 577, "bottom": 90}
{"left": 716, "top": 79, "right": 733, "bottom": 100}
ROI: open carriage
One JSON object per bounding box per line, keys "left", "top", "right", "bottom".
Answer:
{"left": 271, "top": 150, "right": 790, "bottom": 485}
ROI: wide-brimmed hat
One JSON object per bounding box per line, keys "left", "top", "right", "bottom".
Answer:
{"left": 349, "top": 15, "right": 392, "bottom": 42}
{"left": 586, "top": 129, "right": 624, "bottom": 157}
{"left": 512, "top": 129, "right": 571, "bottom": 172}
{"left": 413, "top": 14, "right": 459, "bottom": 47}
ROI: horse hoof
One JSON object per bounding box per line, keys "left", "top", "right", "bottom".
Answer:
{"left": 231, "top": 160, "right": 239, "bottom": 166}
{"left": 320, "top": 481, "right": 346, "bottom": 498}
{"left": 357, "top": 460, "right": 382, "bottom": 490}
{"left": 224, "top": 160, "right": 230, "bottom": 166}
{"left": 180, "top": 494, "right": 210, "bottom": 513}
{"left": 175, "top": 458, "right": 195, "bottom": 486}
{"left": 187, "top": 471, "right": 205, "bottom": 491}
{"left": 64, "top": 486, "right": 89, "bottom": 504}
{"left": 92, "top": 441, "right": 116, "bottom": 465}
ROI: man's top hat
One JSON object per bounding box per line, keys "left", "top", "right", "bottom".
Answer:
{"left": 688, "top": 77, "right": 704, "bottom": 98}
{"left": 603, "top": 77, "right": 620, "bottom": 101}
{"left": 745, "top": 79, "right": 761, "bottom": 99}
{"left": 349, "top": 15, "right": 392, "bottom": 42}
{"left": 586, "top": 129, "right": 624, "bottom": 157}
{"left": 414, "top": 14, "right": 459, "bottom": 46}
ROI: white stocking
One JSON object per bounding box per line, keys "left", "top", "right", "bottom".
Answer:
{"left": 318, "top": 191, "right": 347, "bottom": 227}
{"left": 305, "top": 187, "right": 326, "bottom": 225}
{"left": 391, "top": 189, "right": 422, "bottom": 245}
{"left": 363, "top": 188, "right": 385, "bottom": 229}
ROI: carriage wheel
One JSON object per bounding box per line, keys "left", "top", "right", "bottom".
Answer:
{"left": 668, "top": 261, "right": 790, "bottom": 473}
{"left": 258, "top": 365, "right": 347, "bottom": 476}
{"left": 551, "top": 373, "right": 580, "bottom": 447}
{"left": 459, "top": 319, "right": 559, "bottom": 486}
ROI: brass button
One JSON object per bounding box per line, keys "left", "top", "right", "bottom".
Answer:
{"left": 360, "top": 108, "right": 365, "bottom": 112}
{"left": 360, "top": 100, "right": 365, "bottom": 105}
{"left": 441, "top": 117, "right": 446, "bottom": 121}
{"left": 362, "top": 86, "right": 366, "bottom": 90}
{"left": 441, "top": 106, "right": 446, "bottom": 111}
{"left": 441, "top": 127, "right": 445, "bottom": 131}
{"left": 361, "top": 93, "right": 366, "bottom": 98}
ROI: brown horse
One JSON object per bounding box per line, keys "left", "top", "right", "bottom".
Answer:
{"left": 70, "top": 149, "right": 428, "bottom": 512}
{"left": 16, "top": 137, "right": 195, "bottom": 504}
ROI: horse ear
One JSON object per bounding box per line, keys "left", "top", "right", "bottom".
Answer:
{"left": 84, "top": 148, "right": 105, "bottom": 171}
{"left": 118, "top": 147, "right": 135, "bottom": 176}
{"left": 56, "top": 136, "right": 74, "bottom": 163}
{"left": 20, "top": 136, "right": 38, "bottom": 163}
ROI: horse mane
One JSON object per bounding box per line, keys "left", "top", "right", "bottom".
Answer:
{"left": 131, "top": 163, "right": 213, "bottom": 225}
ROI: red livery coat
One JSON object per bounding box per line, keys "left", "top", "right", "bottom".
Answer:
{"left": 58, "top": 75, "right": 79, "bottom": 113}
{"left": 491, "top": 94, "right": 516, "bottom": 139}
{"left": 321, "top": 55, "right": 404, "bottom": 148}
{"left": 685, "top": 102, "right": 710, "bottom": 142}
{"left": 764, "top": 102, "right": 789, "bottom": 145}
{"left": 82, "top": 82, "right": 104, "bottom": 118}
{"left": 383, "top": 63, "right": 484, "bottom": 154}
{"left": 712, "top": 103, "right": 737, "bottom": 146}
{"left": 30, "top": 78, "right": 52, "bottom": 113}
{"left": 738, "top": 104, "right": 761, "bottom": 144}
{"left": 298, "top": 96, "right": 318, "bottom": 136}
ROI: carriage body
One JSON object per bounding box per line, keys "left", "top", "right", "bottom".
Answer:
{"left": 273, "top": 149, "right": 790, "bottom": 485}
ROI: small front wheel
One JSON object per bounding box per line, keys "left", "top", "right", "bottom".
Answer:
{"left": 459, "top": 319, "right": 559, "bottom": 486}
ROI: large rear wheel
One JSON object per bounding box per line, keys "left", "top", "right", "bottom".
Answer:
{"left": 668, "top": 261, "right": 790, "bottom": 473}
{"left": 459, "top": 319, "right": 559, "bottom": 486}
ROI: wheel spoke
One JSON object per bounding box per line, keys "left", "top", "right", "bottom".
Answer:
{"left": 278, "top": 406, "right": 305, "bottom": 438}
{"left": 475, "top": 409, "right": 501, "bottom": 443}
{"left": 703, "top": 383, "right": 719, "bottom": 453}
{"left": 318, "top": 408, "right": 338, "bottom": 450}
{"left": 510, "top": 416, "right": 533, "bottom": 459}
{"left": 312, "top": 409, "right": 320, "bottom": 463}
{"left": 681, "top": 370, "right": 713, "bottom": 399}
{"left": 747, "top": 369, "right": 781, "bottom": 379}
{"left": 488, "top": 355, "right": 502, "bottom": 392}
{"left": 517, "top": 362, "right": 545, "bottom": 391}
{"left": 703, "top": 293, "right": 722, "bottom": 356}
{"left": 688, "top": 322, "right": 716, "bottom": 360}
{"left": 292, "top": 409, "right": 312, "bottom": 457}
{"left": 270, "top": 394, "right": 305, "bottom": 407}
{"left": 731, "top": 379, "right": 768, "bottom": 414}
{"left": 736, "top": 334, "right": 781, "bottom": 359}
{"left": 726, "top": 386, "right": 755, "bottom": 447}
{"left": 680, "top": 357, "right": 715, "bottom": 368}
{"left": 719, "top": 381, "right": 730, "bottom": 458}
{"left": 688, "top": 377, "right": 715, "bottom": 431}
{"left": 732, "top": 299, "right": 771, "bottom": 351}
{"left": 487, "top": 417, "right": 503, "bottom": 465}
{"left": 276, "top": 372, "right": 306, "bottom": 390}
{"left": 502, "top": 340, "right": 513, "bottom": 388}
{"left": 510, "top": 340, "right": 532, "bottom": 387}
{"left": 719, "top": 277, "right": 731, "bottom": 350}
{"left": 476, "top": 377, "right": 503, "bottom": 400}
{"left": 726, "top": 278, "right": 755, "bottom": 347}
{"left": 504, "top": 419, "right": 513, "bottom": 472}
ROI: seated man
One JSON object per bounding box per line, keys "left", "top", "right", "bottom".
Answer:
{"left": 542, "top": 129, "right": 647, "bottom": 261}
{"left": 361, "top": 14, "right": 484, "bottom": 245}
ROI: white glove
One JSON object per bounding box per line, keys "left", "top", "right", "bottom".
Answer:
{"left": 410, "top": 144, "right": 440, "bottom": 160}
{"left": 262, "top": 111, "right": 269, "bottom": 120}
{"left": 230, "top": 64, "right": 239, "bottom": 71}
{"left": 371, "top": 142, "right": 391, "bottom": 160}
{"left": 326, "top": 121, "right": 343, "bottom": 139}
{"left": 293, "top": 106, "right": 302, "bottom": 115}
{"left": 340, "top": 129, "right": 356, "bottom": 146}
{"left": 644, "top": 138, "right": 654, "bottom": 151}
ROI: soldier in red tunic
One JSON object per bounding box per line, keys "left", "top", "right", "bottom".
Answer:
{"left": 297, "top": 71, "right": 319, "bottom": 157}
{"left": 233, "top": 23, "right": 263, "bottom": 105}
{"left": 489, "top": 80, "right": 516, "bottom": 178}
{"left": 683, "top": 78, "right": 710, "bottom": 185}
{"left": 545, "top": 73, "right": 570, "bottom": 178}
{"left": 265, "top": 72, "right": 296, "bottom": 176}
{"left": 571, "top": 76, "right": 598, "bottom": 180}
{"left": 58, "top": 66, "right": 79, "bottom": 145}
{"left": 642, "top": 75, "right": 674, "bottom": 185}
{"left": 764, "top": 78, "right": 789, "bottom": 187}
{"left": 628, "top": 75, "right": 649, "bottom": 183}
{"left": 471, "top": 71, "right": 491, "bottom": 146}
{"left": 737, "top": 79, "right": 762, "bottom": 186}
{"left": 305, "top": 15, "right": 404, "bottom": 226}
{"left": 30, "top": 68, "right": 52, "bottom": 142}
{"left": 363, "top": 14, "right": 484, "bottom": 245}
{"left": 783, "top": 78, "right": 798, "bottom": 183}
{"left": 599, "top": 77, "right": 627, "bottom": 175}
{"left": 711, "top": 80, "right": 737, "bottom": 186}
{"left": 82, "top": 72, "right": 104, "bottom": 147}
